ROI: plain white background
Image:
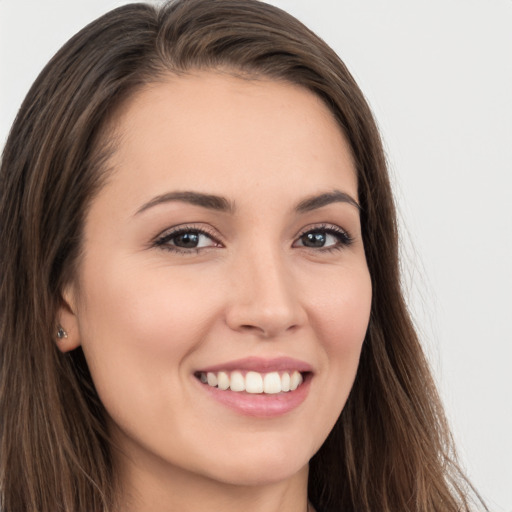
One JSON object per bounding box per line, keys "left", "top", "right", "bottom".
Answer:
{"left": 1, "top": 1, "right": 511, "bottom": 510}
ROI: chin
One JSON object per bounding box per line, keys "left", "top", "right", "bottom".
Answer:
{"left": 193, "top": 438, "right": 312, "bottom": 487}
{"left": 205, "top": 461, "right": 308, "bottom": 487}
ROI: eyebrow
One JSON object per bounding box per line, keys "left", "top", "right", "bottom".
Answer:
{"left": 295, "top": 190, "right": 361, "bottom": 213}
{"left": 134, "top": 188, "right": 360, "bottom": 216}
{"left": 135, "top": 191, "right": 234, "bottom": 216}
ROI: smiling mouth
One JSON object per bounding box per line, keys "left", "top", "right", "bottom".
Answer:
{"left": 195, "top": 370, "right": 307, "bottom": 394}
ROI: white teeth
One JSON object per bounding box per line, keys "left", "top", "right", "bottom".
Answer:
{"left": 217, "top": 371, "right": 229, "bottom": 390}
{"left": 245, "top": 371, "right": 263, "bottom": 393}
{"left": 199, "top": 370, "right": 306, "bottom": 394}
{"left": 290, "top": 370, "right": 303, "bottom": 391}
{"left": 207, "top": 372, "right": 218, "bottom": 387}
{"left": 263, "top": 372, "right": 281, "bottom": 394}
{"left": 230, "top": 371, "right": 245, "bottom": 392}
{"left": 281, "top": 372, "right": 291, "bottom": 392}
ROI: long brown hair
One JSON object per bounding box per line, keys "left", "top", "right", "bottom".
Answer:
{"left": 0, "top": 1, "right": 486, "bottom": 511}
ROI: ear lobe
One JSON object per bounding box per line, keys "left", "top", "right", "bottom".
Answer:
{"left": 55, "top": 286, "right": 81, "bottom": 353}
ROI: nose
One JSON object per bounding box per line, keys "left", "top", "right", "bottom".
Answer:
{"left": 225, "top": 246, "right": 306, "bottom": 338}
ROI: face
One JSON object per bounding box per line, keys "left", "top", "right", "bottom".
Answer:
{"left": 60, "top": 72, "right": 372, "bottom": 492}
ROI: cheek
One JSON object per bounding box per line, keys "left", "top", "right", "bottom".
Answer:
{"left": 75, "top": 260, "right": 221, "bottom": 413}
{"left": 80, "top": 257, "right": 217, "bottom": 346}
{"left": 311, "top": 262, "right": 372, "bottom": 351}
{"left": 307, "top": 262, "right": 371, "bottom": 403}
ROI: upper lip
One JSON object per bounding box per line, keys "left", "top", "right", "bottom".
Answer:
{"left": 196, "top": 356, "right": 313, "bottom": 374}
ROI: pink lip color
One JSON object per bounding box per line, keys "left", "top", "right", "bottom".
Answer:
{"left": 197, "top": 375, "right": 311, "bottom": 417}
{"left": 195, "top": 357, "right": 313, "bottom": 418}
{"left": 197, "top": 356, "right": 313, "bottom": 374}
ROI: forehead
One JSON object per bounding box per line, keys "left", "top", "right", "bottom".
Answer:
{"left": 99, "top": 71, "right": 357, "bottom": 211}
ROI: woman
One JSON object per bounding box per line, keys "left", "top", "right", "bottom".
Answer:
{"left": 0, "top": 1, "right": 487, "bottom": 511}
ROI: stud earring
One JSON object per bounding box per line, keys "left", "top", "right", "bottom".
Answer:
{"left": 56, "top": 326, "right": 68, "bottom": 340}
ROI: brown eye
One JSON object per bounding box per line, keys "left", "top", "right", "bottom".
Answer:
{"left": 172, "top": 232, "right": 201, "bottom": 248}
{"left": 294, "top": 226, "right": 353, "bottom": 250}
{"left": 155, "top": 228, "right": 220, "bottom": 252}
{"left": 300, "top": 231, "right": 328, "bottom": 248}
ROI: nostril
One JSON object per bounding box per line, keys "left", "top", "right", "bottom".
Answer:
{"left": 236, "top": 319, "right": 301, "bottom": 338}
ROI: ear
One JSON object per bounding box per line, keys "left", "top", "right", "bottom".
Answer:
{"left": 55, "top": 284, "right": 82, "bottom": 353}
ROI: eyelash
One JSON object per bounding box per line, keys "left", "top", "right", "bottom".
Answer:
{"left": 153, "top": 225, "right": 221, "bottom": 255}
{"left": 294, "top": 224, "right": 353, "bottom": 252}
{"left": 153, "top": 223, "right": 353, "bottom": 255}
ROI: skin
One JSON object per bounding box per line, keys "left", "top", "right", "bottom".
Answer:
{"left": 58, "top": 72, "right": 372, "bottom": 512}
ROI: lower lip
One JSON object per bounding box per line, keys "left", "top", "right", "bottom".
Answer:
{"left": 196, "top": 374, "right": 312, "bottom": 418}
